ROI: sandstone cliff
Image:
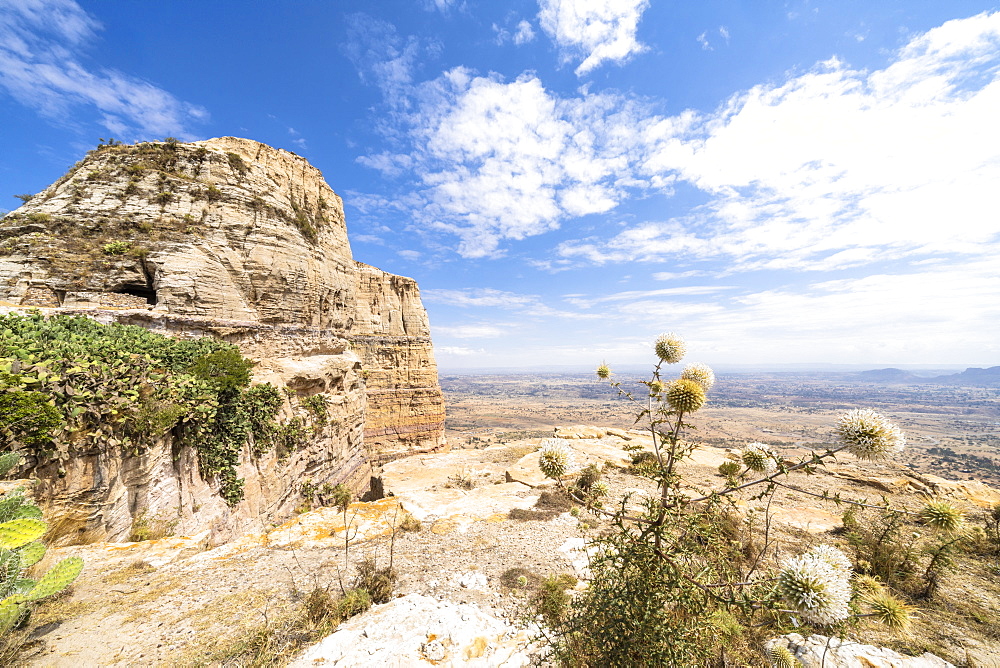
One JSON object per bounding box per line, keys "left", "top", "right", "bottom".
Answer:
{"left": 0, "top": 137, "right": 446, "bottom": 541}
{"left": 352, "top": 262, "right": 446, "bottom": 461}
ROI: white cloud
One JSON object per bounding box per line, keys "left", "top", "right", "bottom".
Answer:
{"left": 422, "top": 287, "right": 602, "bottom": 320}
{"left": 537, "top": 0, "right": 650, "bottom": 76}
{"left": 362, "top": 69, "right": 651, "bottom": 257}
{"left": 652, "top": 270, "right": 709, "bottom": 281}
{"left": 351, "top": 234, "right": 384, "bottom": 245}
{"left": 494, "top": 19, "right": 536, "bottom": 46}
{"left": 355, "top": 12, "right": 1000, "bottom": 272}
{"left": 437, "top": 346, "right": 485, "bottom": 357}
{"left": 689, "top": 259, "right": 1000, "bottom": 364}
{"left": 557, "top": 12, "right": 1000, "bottom": 272}
{"left": 514, "top": 20, "right": 536, "bottom": 45}
{"left": 434, "top": 324, "right": 505, "bottom": 338}
{"left": 564, "top": 285, "right": 732, "bottom": 308}
{"left": 423, "top": 0, "right": 462, "bottom": 12}
{"left": 0, "top": 0, "right": 207, "bottom": 139}
{"left": 422, "top": 287, "right": 539, "bottom": 309}
{"left": 697, "top": 32, "right": 712, "bottom": 51}
{"left": 343, "top": 14, "right": 420, "bottom": 101}
{"left": 397, "top": 249, "right": 421, "bottom": 260}
{"left": 534, "top": 258, "right": 1000, "bottom": 365}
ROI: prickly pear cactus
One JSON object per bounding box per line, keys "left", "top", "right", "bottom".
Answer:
{"left": 0, "top": 483, "right": 84, "bottom": 635}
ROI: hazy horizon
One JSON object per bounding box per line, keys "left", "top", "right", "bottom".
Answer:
{"left": 437, "top": 362, "right": 984, "bottom": 375}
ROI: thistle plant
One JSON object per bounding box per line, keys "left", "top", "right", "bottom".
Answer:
{"left": 742, "top": 442, "right": 777, "bottom": 474}
{"left": 835, "top": 408, "right": 906, "bottom": 460}
{"left": 767, "top": 643, "right": 800, "bottom": 668}
{"left": 535, "top": 333, "right": 923, "bottom": 666}
{"left": 777, "top": 548, "right": 852, "bottom": 626}
{"left": 919, "top": 500, "right": 963, "bottom": 533}
{"left": 538, "top": 440, "right": 573, "bottom": 480}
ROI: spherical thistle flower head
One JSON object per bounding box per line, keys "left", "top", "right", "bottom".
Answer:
{"left": 835, "top": 409, "right": 906, "bottom": 461}
{"left": 742, "top": 442, "right": 777, "bottom": 474}
{"left": 767, "top": 644, "right": 799, "bottom": 668}
{"left": 920, "top": 500, "right": 964, "bottom": 533}
{"left": 648, "top": 380, "right": 664, "bottom": 396}
{"left": 538, "top": 440, "right": 573, "bottom": 479}
{"left": 681, "top": 363, "right": 715, "bottom": 391}
{"left": 654, "top": 332, "right": 686, "bottom": 364}
{"left": 665, "top": 378, "right": 706, "bottom": 413}
{"left": 778, "top": 553, "right": 851, "bottom": 626}
{"left": 863, "top": 590, "right": 914, "bottom": 632}
{"left": 596, "top": 363, "right": 611, "bottom": 380}
{"left": 806, "top": 545, "right": 853, "bottom": 575}
{"left": 589, "top": 481, "right": 609, "bottom": 498}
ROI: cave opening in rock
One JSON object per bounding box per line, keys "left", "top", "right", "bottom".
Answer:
{"left": 115, "top": 284, "right": 157, "bottom": 305}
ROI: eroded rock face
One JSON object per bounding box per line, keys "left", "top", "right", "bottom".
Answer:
{"left": 0, "top": 137, "right": 445, "bottom": 541}
{"left": 353, "top": 262, "right": 446, "bottom": 460}
{"left": 1, "top": 137, "right": 353, "bottom": 326}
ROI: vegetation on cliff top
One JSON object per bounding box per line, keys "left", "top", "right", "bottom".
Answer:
{"left": 0, "top": 311, "right": 283, "bottom": 504}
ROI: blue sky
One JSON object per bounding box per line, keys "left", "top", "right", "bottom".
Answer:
{"left": 2, "top": 1, "right": 999, "bottom": 370}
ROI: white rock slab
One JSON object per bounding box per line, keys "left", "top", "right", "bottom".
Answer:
{"left": 768, "top": 633, "right": 955, "bottom": 668}
{"left": 290, "top": 593, "right": 538, "bottom": 667}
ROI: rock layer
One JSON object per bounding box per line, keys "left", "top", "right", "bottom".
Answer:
{"left": 352, "top": 262, "right": 446, "bottom": 460}
{"left": 0, "top": 137, "right": 445, "bottom": 540}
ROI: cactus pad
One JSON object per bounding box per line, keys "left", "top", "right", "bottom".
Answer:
{"left": 22, "top": 556, "right": 84, "bottom": 602}
{"left": 0, "top": 518, "right": 47, "bottom": 550}
{"left": 19, "top": 540, "right": 46, "bottom": 568}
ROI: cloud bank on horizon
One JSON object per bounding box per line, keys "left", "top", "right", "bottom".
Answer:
{"left": 1, "top": 1, "right": 997, "bottom": 368}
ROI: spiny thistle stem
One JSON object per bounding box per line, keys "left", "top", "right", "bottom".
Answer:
{"left": 682, "top": 444, "right": 852, "bottom": 506}
{"left": 769, "top": 480, "right": 915, "bottom": 514}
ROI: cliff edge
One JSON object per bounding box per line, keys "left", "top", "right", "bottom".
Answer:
{"left": 0, "top": 137, "right": 446, "bottom": 540}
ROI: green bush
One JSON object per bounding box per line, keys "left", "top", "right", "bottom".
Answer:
{"left": 0, "top": 390, "right": 63, "bottom": 449}
{"left": 102, "top": 240, "right": 131, "bottom": 255}
{"left": 187, "top": 348, "right": 253, "bottom": 394}
{"left": 0, "top": 312, "right": 287, "bottom": 505}
{"left": 226, "top": 152, "right": 249, "bottom": 175}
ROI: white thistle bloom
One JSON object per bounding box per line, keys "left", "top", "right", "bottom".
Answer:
{"left": 681, "top": 362, "right": 715, "bottom": 390}
{"left": 778, "top": 552, "right": 852, "bottom": 626}
{"left": 538, "top": 440, "right": 573, "bottom": 479}
{"left": 742, "top": 442, "right": 777, "bottom": 474}
{"left": 806, "top": 545, "right": 853, "bottom": 575}
{"left": 835, "top": 409, "right": 905, "bottom": 460}
{"left": 653, "top": 332, "right": 686, "bottom": 364}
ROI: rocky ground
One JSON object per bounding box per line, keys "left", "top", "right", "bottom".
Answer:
{"left": 8, "top": 427, "right": 1000, "bottom": 667}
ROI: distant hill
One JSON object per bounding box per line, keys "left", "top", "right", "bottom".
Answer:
{"left": 857, "top": 368, "right": 924, "bottom": 383}
{"left": 857, "top": 366, "right": 1000, "bottom": 385}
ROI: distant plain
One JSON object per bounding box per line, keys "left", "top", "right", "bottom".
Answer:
{"left": 441, "top": 371, "right": 1000, "bottom": 487}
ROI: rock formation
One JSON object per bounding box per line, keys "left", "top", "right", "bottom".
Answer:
{"left": 0, "top": 137, "right": 445, "bottom": 540}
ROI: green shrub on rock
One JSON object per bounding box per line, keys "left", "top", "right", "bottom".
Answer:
{"left": 0, "top": 312, "right": 288, "bottom": 505}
